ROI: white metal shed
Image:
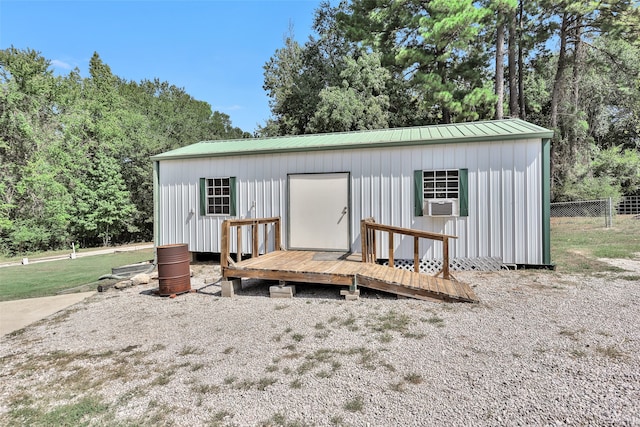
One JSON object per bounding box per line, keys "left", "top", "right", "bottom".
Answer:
{"left": 152, "top": 119, "right": 554, "bottom": 269}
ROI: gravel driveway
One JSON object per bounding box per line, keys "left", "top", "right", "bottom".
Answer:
{"left": 0, "top": 264, "right": 638, "bottom": 426}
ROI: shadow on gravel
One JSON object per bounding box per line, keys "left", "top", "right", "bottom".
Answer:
{"left": 194, "top": 281, "right": 222, "bottom": 296}
{"left": 137, "top": 277, "right": 399, "bottom": 301}
{"left": 229, "top": 279, "right": 398, "bottom": 300}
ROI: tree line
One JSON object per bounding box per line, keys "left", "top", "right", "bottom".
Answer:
{"left": 1, "top": 49, "right": 250, "bottom": 254}
{"left": 262, "top": 0, "right": 640, "bottom": 201}
{"left": 2, "top": 0, "right": 639, "bottom": 255}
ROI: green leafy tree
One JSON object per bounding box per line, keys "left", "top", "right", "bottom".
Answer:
{"left": 71, "top": 152, "right": 135, "bottom": 246}
{"left": 1, "top": 46, "right": 250, "bottom": 253}
{"left": 558, "top": 146, "right": 640, "bottom": 201}
{"left": 0, "top": 47, "right": 66, "bottom": 253}
{"left": 210, "top": 111, "right": 252, "bottom": 139}
{"left": 262, "top": 31, "right": 317, "bottom": 135}
{"left": 338, "top": 0, "right": 495, "bottom": 124}
{"left": 309, "top": 52, "right": 390, "bottom": 132}
{"left": 10, "top": 157, "right": 72, "bottom": 252}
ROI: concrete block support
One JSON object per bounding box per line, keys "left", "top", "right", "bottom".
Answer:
{"left": 221, "top": 279, "right": 242, "bottom": 297}
{"left": 270, "top": 285, "right": 296, "bottom": 298}
{"left": 340, "top": 289, "right": 360, "bottom": 301}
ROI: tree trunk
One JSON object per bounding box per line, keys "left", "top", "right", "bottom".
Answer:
{"left": 508, "top": 9, "right": 519, "bottom": 118}
{"left": 495, "top": 17, "right": 505, "bottom": 120}
{"left": 550, "top": 12, "right": 569, "bottom": 129}
{"left": 549, "top": 12, "right": 570, "bottom": 196}
{"left": 437, "top": 58, "right": 451, "bottom": 124}
{"left": 569, "top": 22, "right": 583, "bottom": 162}
{"left": 518, "top": 0, "right": 526, "bottom": 119}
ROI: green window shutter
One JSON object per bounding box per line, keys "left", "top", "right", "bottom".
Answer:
{"left": 229, "top": 177, "right": 237, "bottom": 216}
{"left": 459, "top": 168, "right": 469, "bottom": 217}
{"left": 199, "top": 178, "right": 206, "bottom": 215}
{"left": 414, "top": 170, "right": 424, "bottom": 217}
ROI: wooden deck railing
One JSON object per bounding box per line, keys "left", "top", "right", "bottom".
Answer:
{"left": 360, "top": 218, "right": 457, "bottom": 279}
{"left": 221, "top": 217, "right": 282, "bottom": 270}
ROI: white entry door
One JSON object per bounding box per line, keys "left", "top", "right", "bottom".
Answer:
{"left": 288, "top": 173, "right": 350, "bottom": 251}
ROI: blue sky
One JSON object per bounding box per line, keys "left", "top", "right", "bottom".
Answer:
{"left": 0, "top": 0, "right": 324, "bottom": 133}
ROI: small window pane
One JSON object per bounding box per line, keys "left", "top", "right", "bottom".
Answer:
{"left": 423, "top": 169, "right": 459, "bottom": 200}
{"left": 205, "top": 177, "right": 233, "bottom": 215}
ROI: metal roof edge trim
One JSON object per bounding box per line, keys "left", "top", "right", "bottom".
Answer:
{"left": 150, "top": 130, "right": 554, "bottom": 161}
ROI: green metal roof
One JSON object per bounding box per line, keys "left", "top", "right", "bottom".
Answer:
{"left": 151, "top": 118, "right": 554, "bottom": 161}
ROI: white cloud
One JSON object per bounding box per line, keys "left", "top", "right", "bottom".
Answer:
{"left": 51, "top": 59, "right": 72, "bottom": 70}
{"left": 214, "top": 104, "right": 243, "bottom": 112}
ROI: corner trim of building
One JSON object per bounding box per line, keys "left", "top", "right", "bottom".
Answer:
{"left": 541, "top": 138, "right": 551, "bottom": 265}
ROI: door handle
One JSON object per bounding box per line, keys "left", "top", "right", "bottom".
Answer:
{"left": 337, "top": 206, "right": 348, "bottom": 224}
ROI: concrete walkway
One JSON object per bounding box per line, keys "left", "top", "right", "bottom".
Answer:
{"left": 0, "top": 243, "right": 154, "bottom": 268}
{"left": 0, "top": 291, "right": 96, "bottom": 337}
{"left": 0, "top": 243, "right": 154, "bottom": 337}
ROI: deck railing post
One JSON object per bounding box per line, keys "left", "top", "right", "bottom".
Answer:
{"left": 275, "top": 218, "right": 281, "bottom": 251}
{"left": 388, "top": 231, "right": 394, "bottom": 268}
{"left": 252, "top": 221, "right": 259, "bottom": 258}
{"left": 221, "top": 220, "right": 229, "bottom": 269}
{"left": 236, "top": 227, "right": 242, "bottom": 263}
{"left": 413, "top": 236, "right": 420, "bottom": 273}
{"left": 442, "top": 237, "right": 450, "bottom": 279}
{"left": 361, "top": 220, "right": 368, "bottom": 263}
{"left": 263, "top": 223, "right": 268, "bottom": 252}
{"left": 371, "top": 226, "right": 377, "bottom": 262}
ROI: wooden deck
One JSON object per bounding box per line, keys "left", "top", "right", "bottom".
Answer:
{"left": 223, "top": 250, "right": 478, "bottom": 303}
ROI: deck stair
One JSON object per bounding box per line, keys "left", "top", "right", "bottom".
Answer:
{"left": 220, "top": 217, "right": 478, "bottom": 303}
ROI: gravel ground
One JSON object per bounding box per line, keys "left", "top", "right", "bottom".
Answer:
{"left": 0, "top": 263, "right": 639, "bottom": 426}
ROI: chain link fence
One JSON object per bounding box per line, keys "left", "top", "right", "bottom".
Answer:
{"left": 550, "top": 198, "right": 613, "bottom": 228}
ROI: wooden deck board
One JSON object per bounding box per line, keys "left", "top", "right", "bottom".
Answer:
{"left": 442, "top": 277, "right": 457, "bottom": 298}
{"left": 427, "top": 276, "right": 440, "bottom": 294}
{"left": 418, "top": 274, "right": 435, "bottom": 294}
{"left": 223, "top": 250, "right": 477, "bottom": 303}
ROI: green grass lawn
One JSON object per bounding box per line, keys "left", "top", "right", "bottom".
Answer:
{"left": 0, "top": 249, "right": 154, "bottom": 301}
{"left": 551, "top": 215, "right": 640, "bottom": 274}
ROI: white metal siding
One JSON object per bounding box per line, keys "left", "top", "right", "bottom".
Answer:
{"left": 157, "top": 138, "right": 543, "bottom": 264}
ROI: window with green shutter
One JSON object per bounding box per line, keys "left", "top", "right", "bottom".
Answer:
{"left": 414, "top": 169, "right": 468, "bottom": 217}
{"left": 200, "top": 177, "right": 236, "bottom": 216}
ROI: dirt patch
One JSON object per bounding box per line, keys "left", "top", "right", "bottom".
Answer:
{"left": 597, "top": 253, "right": 640, "bottom": 274}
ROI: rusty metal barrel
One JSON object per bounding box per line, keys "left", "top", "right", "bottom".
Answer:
{"left": 157, "top": 244, "right": 191, "bottom": 296}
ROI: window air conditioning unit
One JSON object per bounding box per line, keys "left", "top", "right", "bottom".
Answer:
{"left": 426, "top": 199, "right": 459, "bottom": 217}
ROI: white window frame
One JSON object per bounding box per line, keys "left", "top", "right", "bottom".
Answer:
{"left": 423, "top": 169, "right": 459, "bottom": 200}
{"left": 206, "top": 177, "right": 232, "bottom": 215}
